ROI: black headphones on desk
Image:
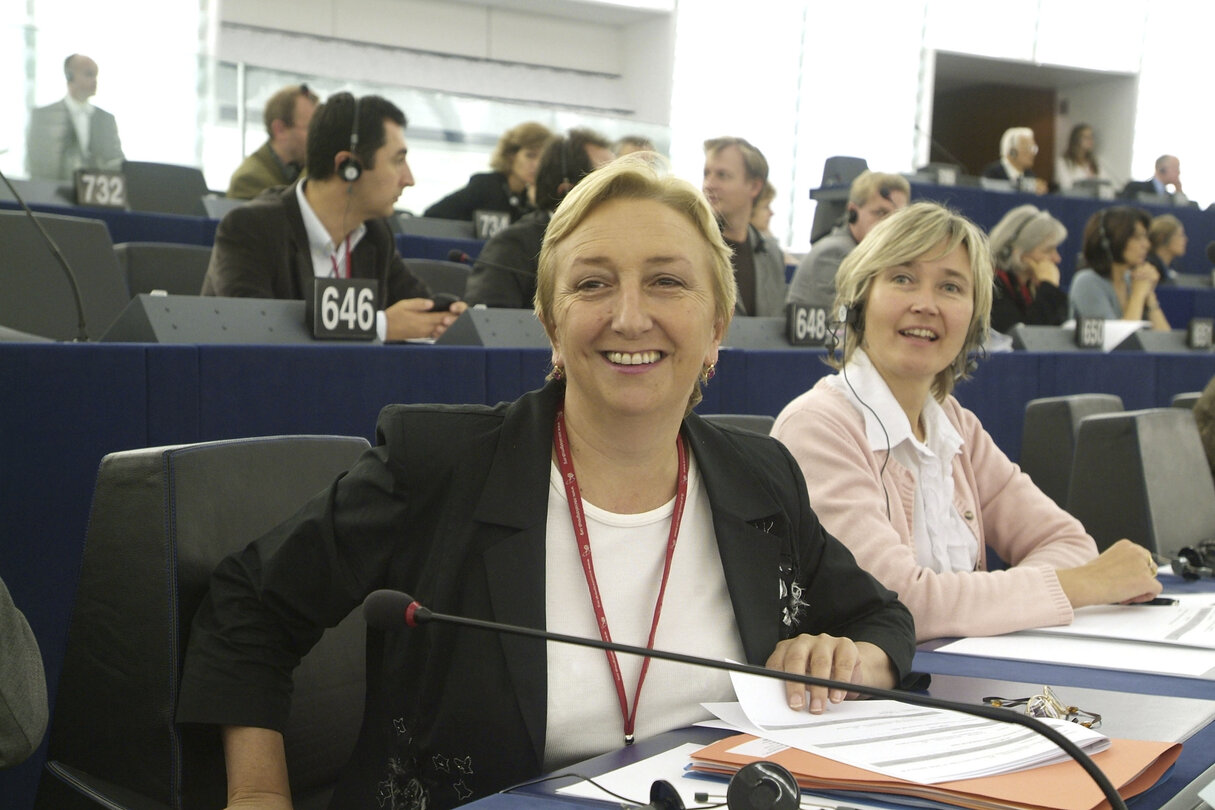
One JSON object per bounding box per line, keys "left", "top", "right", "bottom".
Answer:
{"left": 1171, "top": 545, "right": 1215, "bottom": 579}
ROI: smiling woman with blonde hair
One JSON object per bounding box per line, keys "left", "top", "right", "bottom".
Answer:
{"left": 177, "top": 155, "right": 915, "bottom": 810}
{"left": 772, "top": 202, "right": 1161, "bottom": 642}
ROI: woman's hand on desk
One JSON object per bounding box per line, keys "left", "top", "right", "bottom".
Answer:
{"left": 1055, "top": 538, "right": 1164, "bottom": 608}
{"left": 765, "top": 634, "right": 897, "bottom": 715}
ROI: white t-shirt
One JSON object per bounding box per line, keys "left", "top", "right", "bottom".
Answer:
{"left": 542, "top": 453, "right": 746, "bottom": 769}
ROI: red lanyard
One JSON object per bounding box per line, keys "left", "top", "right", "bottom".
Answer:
{"left": 552, "top": 407, "right": 688, "bottom": 745}
{"left": 330, "top": 235, "right": 351, "bottom": 279}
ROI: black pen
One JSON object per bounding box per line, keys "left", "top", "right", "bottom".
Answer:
{"left": 1142, "top": 597, "right": 1179, "bottom": 606}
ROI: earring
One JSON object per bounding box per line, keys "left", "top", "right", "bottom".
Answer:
{"left": 700, "top": 363, "right": 716, "bottom": 383}
{"left": 550, "top": 364, "right": 565, "bottom": 381}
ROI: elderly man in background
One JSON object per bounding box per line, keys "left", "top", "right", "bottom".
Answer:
{"left": 227, "top": 84, "right": 320, "bottom": 199}
{"left": 982, "top": 127, "right": 1046, "bottom": 194}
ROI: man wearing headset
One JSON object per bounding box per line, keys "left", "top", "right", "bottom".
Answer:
{"left": 786, "top": 171, "right": 909, "bottom": 309}
{"left": 25, "top": 54, "right": 125, "bottom": 182}
{"left": 202, "top": 92, "right": 465, "bottom": 341}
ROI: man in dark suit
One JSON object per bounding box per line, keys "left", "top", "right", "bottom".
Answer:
{"left": 1122, "top": 154, "right": 1188, "bottom": 204}
{"left": 201, "top": 92, "right": 466, "bottom": 341}
{"left": 25, "top": 54, "right": 125, "bottom": 182}
{"left": 981, "top": 126, "right": 1046, "bottom": 194}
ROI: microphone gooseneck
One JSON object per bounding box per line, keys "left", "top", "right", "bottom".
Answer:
{"left": 447, "top": 248, "right": 537, "bottom": 281}
{"left": 0, "top": 167, "right": 90, "bottom": 341}
{"left": 363, "top": 590, "right": 1127, "bottom": 810}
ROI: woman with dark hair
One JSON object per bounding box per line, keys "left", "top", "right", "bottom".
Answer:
{"left": 424, "top": 121, "right": 553, "bottom": 223}
{"left": 1069, "top": 206, "right": 1171, "bottom": 330}
{"left": 987, "top": 205, "right": 1069, "bottom": 332}
{"left": 1055, "top": 124, "right": 1107, "bottom": 191}
{"left": 464, "top": 128, "right": 615, "bottom": 308}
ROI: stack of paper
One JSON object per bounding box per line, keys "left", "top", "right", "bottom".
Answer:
{"left": 686, "top": 670, "right": 1180, "bottom": 810}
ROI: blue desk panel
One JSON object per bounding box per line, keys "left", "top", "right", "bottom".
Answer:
{"left": 3, "top": 342, "right": 1215, "bottom": 810}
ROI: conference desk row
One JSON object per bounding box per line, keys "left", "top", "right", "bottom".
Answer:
{"left": 2, "top": 342, "right": 1214, "bottom": 810}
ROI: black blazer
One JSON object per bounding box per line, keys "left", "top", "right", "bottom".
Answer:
{"left": 423, "top": 171, "right": 534, "bottom": 223}
{"left": 200, "top": 184, "right": 430, "bottom": 307}
{"left": 177, "top": 382, "right": 915, "bottom": 810}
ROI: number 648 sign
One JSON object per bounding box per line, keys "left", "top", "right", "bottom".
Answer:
{"left": 312, "top": 278, "right": 379, "bottom": 340}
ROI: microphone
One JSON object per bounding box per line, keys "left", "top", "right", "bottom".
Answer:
{"left": 447, "top": 248, "right": 538, "bottom": 282}
{"left": 363, "top": 590, "right": 1127, "bottom": 810}
{"left": 913, "top": 122, "right": 969, "bottom": 174}
{"left": 0, "top": 166, "right": 90, "bottom": 341}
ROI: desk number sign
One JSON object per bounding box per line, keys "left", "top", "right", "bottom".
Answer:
{"left": 74, "top": 169, "right": 126, "bottom": 209}
{"left": 474, "top": 209, "right": 511, "bottom": 239}
{"left": 786, "top": 303, "right": 830, "bottom": 346}
{"left": 312, "top": 278, "right": 379, "bottom": 340}
{"left": 1074, "top": 317, "right": 1105, "bottom": 349}
{"left": 1188, "top": 318, "right": 1214, "bottom": 350}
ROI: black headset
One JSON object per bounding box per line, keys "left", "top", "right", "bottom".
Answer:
{"left": 997, "top": 209, "right": 1040, "bottom": 266}
{"left": 1096, "top": 208, "right": 1114, "bottom": 266}
{"left": 556, "top": 136, "right": 574, "bottom": 197}
{"left": 847, "top": 186, "right": 894, "bottom": 225}
{"left": 338, "top": 95, "right": 362, "bottom": 183}
{"left": 1172, "top": 545, "right": 1214, "bottom": 579}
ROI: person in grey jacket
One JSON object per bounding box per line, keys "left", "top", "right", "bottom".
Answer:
{"left": 0, "top": 575, "right": 48, "bottom": 768}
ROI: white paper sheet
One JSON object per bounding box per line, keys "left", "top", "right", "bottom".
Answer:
{"left": 935, "top": 634, "right": 1215, "bottom": 677}
{"left": 1031, "top": 602, "right": 1215, "bottom": 648}
{"left": 699, "top": 670, "right": 1109, "bottom": 784}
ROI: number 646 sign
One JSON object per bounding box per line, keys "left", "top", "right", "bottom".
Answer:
{"left": 312, "top": 278, "right": 379, "bottom": 340}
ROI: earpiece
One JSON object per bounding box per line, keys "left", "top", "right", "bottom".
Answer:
{"left": 847, "top": 207, "right": 858, "bottom": 225}
{"left": 337, "top": 95, "right": 363, "bottom": 183}
{"left": 556, "top": 137, "right": 573, "bottom": 197}
{"left": 1172, "top": 547, "right": 1213, "bottom": 580}
{"left": 1096, "top": 209, "right": 1113, "bottom": 265}
{"left": 726, "top": 761, "right": 800, "bottom": 810}
{"left": 997, "top": 210, "right": 1039, "bottom": 267}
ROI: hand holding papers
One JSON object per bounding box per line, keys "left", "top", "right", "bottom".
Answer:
{"left": 689, "top": 670, "right": 1179, "bottom": 810}
{"left": 702, "top": 670, "right": 1111, "bottom": 783}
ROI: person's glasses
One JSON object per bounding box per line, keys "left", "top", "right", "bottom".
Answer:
{"left": 983, "top": 686, "right": 1101, "bottom": 729}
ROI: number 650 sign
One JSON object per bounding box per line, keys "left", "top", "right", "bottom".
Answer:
{"left": 312, "top": 278, "right": 379, "bottom": 340}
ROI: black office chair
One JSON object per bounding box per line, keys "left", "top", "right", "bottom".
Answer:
{"left": 1172, "top": 392, "right": 1202, "bottom": 410}
{"left": 113, "top": 242, "right": 213, "bottom": 297}
{"left": 1019, "top": 394, "right": 1124, "bottom": 507}
{"left": 0, "top": 210, "right": 131, "bottom": 340}
{"left": 1066, "top": 408, "right": 1215, "bottom": 553}
{"left": 122, "top": 161, "right": 212, "bottom": 217}
{"left": 35, "top": 435, "right": 371, "bottom": 810}
{"left": 407, "top": 259, "right": 472, "bottom": 298}
{"left": 702, "top": 413, "right": 776, "bottom": 435}
{"left": 809, "top": 156, "right": 868, "bottom": 244}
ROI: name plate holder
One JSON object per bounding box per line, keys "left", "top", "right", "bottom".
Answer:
{"left": 474, "top": 209, "right": 511, "bottom": 239}
{"left": 785, "top": 303, "right": 830, "bottom": 346}
{"left": 1187, "top": 318, "right": 1214, "bottom": 350}
{"left": 1074, "top": 317, "right": 1105, "bottom": 349}
{"left": 74, "top": 169, "right": 127, "bottom": 209}
{"left": 311, "top": 278, "right": 379, "bottom": 340}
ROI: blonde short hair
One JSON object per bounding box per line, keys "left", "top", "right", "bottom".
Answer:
{"left": 535, "top": 154, "right": 736, "bottom": 410}
{"left": 831, "top": 202, "right": 993, "bottom": 400}
{"left": 489, "top": 122, "right": 554, "bottom": 174}
{"left": 1148, "top": 214, "right": 1183, "bottom": 251}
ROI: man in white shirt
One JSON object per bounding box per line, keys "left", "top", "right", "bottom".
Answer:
{"left": 25, "top": 54, "right": 125, "bottom": 182}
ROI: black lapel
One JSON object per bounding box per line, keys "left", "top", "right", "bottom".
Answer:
{"left": 683, "top": 414, "right": 789, "bottom": 665}
{"left": 280, "top": 184, "right": 316, "bottom": 300}
{"left": 475, "top": 383, "right": 561, "bottom": 765}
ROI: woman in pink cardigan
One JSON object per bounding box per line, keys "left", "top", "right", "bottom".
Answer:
{"left": 771, "top": 202, "right": 1161, "bottom": 642}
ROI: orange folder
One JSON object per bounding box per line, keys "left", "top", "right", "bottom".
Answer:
{"left": 690, "top": 733, "right": 1181, "bottom": 810}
